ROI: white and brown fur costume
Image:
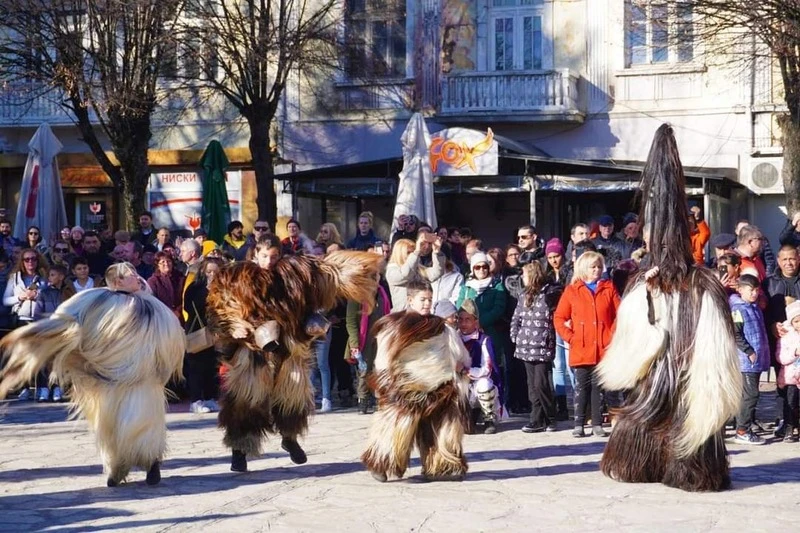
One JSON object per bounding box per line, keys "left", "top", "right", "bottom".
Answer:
{"left": 362, "top": 312, "right": 472, "bottom": 481}
{"left": 0, "top": 289, "right": 185, "bottom": 486}
{"left": 597, "top": 124, "right": 742, "bottom": 492}
{"left": 206, "top": 251, "right": 381, "bottom": 464}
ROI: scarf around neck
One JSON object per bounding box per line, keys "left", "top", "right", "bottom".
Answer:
{"left": 466, "top": 275, "right": 493, "bottom": 295}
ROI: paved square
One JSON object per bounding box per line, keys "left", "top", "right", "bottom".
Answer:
{"left": 0, "top": 398, "right": 798, "bottom": 532}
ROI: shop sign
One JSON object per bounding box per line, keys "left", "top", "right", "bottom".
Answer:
{"left": 148, "top": 171, "right": 241, "bottom": 232}
{"left": 429, "top": 127, "right": 498, "bottom": 176}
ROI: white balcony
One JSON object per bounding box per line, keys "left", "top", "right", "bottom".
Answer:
{"left": 0, "top": 83, "right": 75, "bottom": 126}
{"left": 439, "top": 69, "right": 584, "bottom": 123}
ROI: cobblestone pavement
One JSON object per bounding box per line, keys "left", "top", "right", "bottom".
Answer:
{"left": 0, "top": 394, "right": 798, "bottom": 533}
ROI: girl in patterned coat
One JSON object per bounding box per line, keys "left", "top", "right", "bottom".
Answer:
{"left": 511, "top": 261, "right": 562, "bottom": 433}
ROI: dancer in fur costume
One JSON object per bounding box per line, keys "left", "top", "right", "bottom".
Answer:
{"left": 0, "top": 262, "right": 185, "bottom": 487}
{"left": 206, "top": 251, "right": 381, "bottom": 472}
{"left": 361, "top": 310, "right": 472, "bottom": 482}
{"left": 596, "top": 124, "right": 742, "bottom": 492}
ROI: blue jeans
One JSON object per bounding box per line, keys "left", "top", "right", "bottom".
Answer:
{"left": 311, "top": 330, "right": 332, "bottom": 402}
{"left": 552, "top": 334, "right": 576, "bottom": 396}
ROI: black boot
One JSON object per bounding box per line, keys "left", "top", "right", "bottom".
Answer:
{"left": 555, "top": 395, "right": 569, "bottom": 421}
{"left": 359, "top": 399, "right": 370, "bottom": 414}
{"left": 231, "top": 450, "right": 247, "bottom": 472}
{"left": 281, "top": 438, "right": 308, "bottom": 464}
{"left": 146, "top": 461, "right": 161, "bottom": 485}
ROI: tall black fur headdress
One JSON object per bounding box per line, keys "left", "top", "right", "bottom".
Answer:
{"left": 639, "top": 124, "right": 695, "bottom": 293}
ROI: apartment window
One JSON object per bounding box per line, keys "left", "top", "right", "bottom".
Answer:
{"left": 626, "top": 1, "right": 694, "bottom": 66}
{"left": 490, "top": 0, "right": 544, "bottom": 71}
{"left": 345, "top": 0, "right": 406, "bottom": 78}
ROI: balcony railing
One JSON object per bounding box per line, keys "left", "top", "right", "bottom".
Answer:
{"left": 439, "top": 68, "right": 583, "bottom": 121}
{"left": 0, "top": 83, "right": 74, "bottom": 126}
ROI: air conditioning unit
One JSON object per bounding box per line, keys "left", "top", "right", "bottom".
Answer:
{"left": 746, "top": 157, "right": 784, "bottom": 194}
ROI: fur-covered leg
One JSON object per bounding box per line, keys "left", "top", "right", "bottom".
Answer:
{"left": 600, "top": 415, "right": 668, "bottom": 484}
{"left": 361, "top": 404, "right": 420, "bottom": 480}
{"left": 218, "top": 348, "right": 275, "bottom": 456}
{"left": 271, "top": 351, "right": 314, "bottom": 441}
{"left": 419, "top": 404, "right": 468, "bottom": 481}
{"left": 662, "top": 432, "right": 731, "bottom": 492}
{"left": 84, "top": 382, "right": 168, "bottom": 485}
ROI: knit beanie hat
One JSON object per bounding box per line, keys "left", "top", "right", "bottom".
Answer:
{"left": 545, "top": 238, "right": 564, "bottom": 256}
{"left": 434, "top": 300, "right": 458, "bottom": 319}
{"left": 470, "top": 252, "right": 489, "bottom": 270}
{"left": 786, "top": 300, "right": 800, "bottom": 325}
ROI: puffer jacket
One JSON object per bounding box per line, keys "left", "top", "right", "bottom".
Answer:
{"left": 554, "top": 279, "right": 620, "bottom": 367}
{"left": 510, "top": 284, "right": 561, "bottom": 363}
{"left": 777, "top": 327, "right": 800, "bottom": 387}
{"left": 730, "top": 293, "right": 771, "bottom": 373}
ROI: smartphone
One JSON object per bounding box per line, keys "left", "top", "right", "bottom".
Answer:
{"left": 718, "top": 265, "right": 727, "bottom": 276}
{"left": 423, "top": 233, "right": 437, "bottom": 243}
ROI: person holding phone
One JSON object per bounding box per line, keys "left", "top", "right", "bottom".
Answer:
{"left": 717, "top": 252, "right": 742, "bottom": 294}
{"left": 3, "top": 249, "right": 48, "bottom": 400}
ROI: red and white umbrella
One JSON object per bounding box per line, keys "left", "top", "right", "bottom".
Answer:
{"left": 14, "top": 123, "right": 68, "bottom": 245}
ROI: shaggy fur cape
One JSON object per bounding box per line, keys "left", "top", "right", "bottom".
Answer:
{"left": 0, "top": 289, "right": 185, "bottom": 484}
{"left": 596, "top": 124, "right": 742, "bottom": 492}
{"left": 362, "top": 312, "right": 471, "bottom": 480}
{"left": 206, "top": 251, "right": 382, "bottom": 456}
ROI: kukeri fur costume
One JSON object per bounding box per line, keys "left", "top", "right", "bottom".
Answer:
{"left": 361, "top": 312, "right": 472, "bottom": 482}
{"left": 596, "top": 124, "right": 742, "bottom": 492}
{"left": 0, "top": 289, "right": 185, "bottom": 487}
{"left": 206, "top": 251, "right": 381, "bottom": 471}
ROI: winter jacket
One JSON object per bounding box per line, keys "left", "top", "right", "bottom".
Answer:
{"left": 510, "top": 284, "right": 561, "bottom": 363}
{"left": 456, "top": 277, "right": 507, "bottom": 363}
{"left": 690, "top": 220, "right": 711, "bottom": 265}
{"left": 765, "top": 272, "right": 800, "bottom": 329}
{"left": 147, "top": 271, "right": 186, "bottom": 319}
{"left": 729, "top": 293, "right": 771, "bottom": 373}
{"left": 34, "top": 283, "right": 76, "bottom": 319}
{"left": 591, "top": 235, "right": 624, "bottom": 269}
{"left": 776, "top": 328, "right": 800, "bottom": 387}
{"left": 385, "top": 251, "right": 444, "bottom": 312}
{"left": 779, "top": 220, "right": 800, "bottom": 248}
{"left": 554, "top": 279, "right": 620, "bottom": 367}
{"left": 346, "top": 284, "right": 391, "bottom": 368}
{"left": 431, "top": 267, "right": 463, "bottom": 305}
{"left": 347, "top": 230, "right": 379, "bottom": 251}
{"left": 3, "top": 271, "right": 47, "bottom": 322}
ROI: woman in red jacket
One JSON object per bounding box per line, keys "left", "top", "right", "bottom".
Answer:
{"left": 554, "top": 251, "right": 620, "bottom": 438}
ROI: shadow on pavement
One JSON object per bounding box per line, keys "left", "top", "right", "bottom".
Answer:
{"left": 730, "top": 456, "right": 800, "bottom": 489}
{"left": 40, "top": 512, "right": 259, "bottom": 532}
{"left": 464, "top": 441, "right": 606, "bottom": 463}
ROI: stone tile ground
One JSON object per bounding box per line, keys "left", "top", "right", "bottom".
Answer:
{"left": 0, "top": 393, "right": 798, "bottom": 533}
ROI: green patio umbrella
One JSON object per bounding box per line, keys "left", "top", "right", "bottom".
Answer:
{"left": 199, "top": 140, "right": 231, "bottom": 244}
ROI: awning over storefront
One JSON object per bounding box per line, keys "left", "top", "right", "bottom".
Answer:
{"left": 279, "top": 140, "right": 732, "bottom": 198}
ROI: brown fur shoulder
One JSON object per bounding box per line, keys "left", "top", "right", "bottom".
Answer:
{"left": 373, "top": 311, "right": 446, "bottom": 363}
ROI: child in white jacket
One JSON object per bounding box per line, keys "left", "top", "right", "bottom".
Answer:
{"left": 776, "top": 301, "right": 800, "bottom": 442}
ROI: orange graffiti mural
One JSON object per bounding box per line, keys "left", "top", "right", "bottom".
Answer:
{"left": 429, "top": 128, "right": 494, "bottom": 173}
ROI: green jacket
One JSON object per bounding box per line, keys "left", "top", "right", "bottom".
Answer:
{"left": 456, "top": 277, "right": 507, "bottom": 362}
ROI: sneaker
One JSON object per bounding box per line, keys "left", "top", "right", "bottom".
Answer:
{"left": 774, "top": 420, "right": 786, "bottom": 439}
{"left": 203, "top": 399, "right": 220, "bottom": 412}
{"left": 733, "top": 431, "right": 765, "bottom": 445}
{"left": 593, "top": 425, "right": 609, "bottom": 438}
{"left": 190, "top": 400, "right": 211, "bottom": 414}
{"left": 483, "top": 421, "right": 497, "bottom": 434}
{"left": 521, "top": 424, "right": 545, "bottom": 433}
{"left": 319, "top": 398, "right": 332, "bottom": 413}
{"left": 51, "top": 387, "right": 63, "bottom": 403}
{"left": 545, "top": 423, "right": 558, "bottom": 432}
{"left": 784, "top": 433, "right": 799, "bottom": 443}
{"left": 17, "top": 388, "right": 32, "bottom": 401}
{"left": 572, "top": 426, "right": 586, "bottom": 438}
{"left": 36, "top": 387, "right": 50, "bottom": 402}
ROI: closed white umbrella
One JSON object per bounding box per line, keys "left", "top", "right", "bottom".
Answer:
{"left": 14, "top": 123, "right": 68, "bottom": 246}
{"left": 393, "top": 112, "right": 438, "bottom": 230}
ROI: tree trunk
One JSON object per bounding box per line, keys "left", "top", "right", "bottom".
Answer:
{"left": 109, "top": 114, "right": 153, "bottom": 231}
{"left": 781, "top": 118, "right": 800, "bottom": 218}
{"left": 247, "top": 115, "right": 277, "bottom": 225}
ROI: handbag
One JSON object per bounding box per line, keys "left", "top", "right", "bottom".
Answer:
{"left": 185, "top": 302, "right": 214, "bottom": 354}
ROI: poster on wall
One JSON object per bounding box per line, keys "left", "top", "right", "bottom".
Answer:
{"left": 76, "top": 198, "right": 108, "bottom": 231}
{"left": 429, "top": 127, "right": 498, "bottom": 176}
{"left": 147, "top": 171, "right": 241, "bottom": 234}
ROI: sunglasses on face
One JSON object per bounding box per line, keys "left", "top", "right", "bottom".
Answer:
{"left": 254, "top": 226, "right": 269, "bottom": 231}
{"left": 23, "top": 257, "right": 37, "bottom": 262}
{"left": 54, "top": 247, "right": 69, "bottom": 253}
{"left": 473, "top": 264, "right": 489, "bottom": 271}
{"left": 28, "top": 231, "right": 39, "bottom": 235}
{"left": 517, "top": 235, "right": 531, "bottom": 240}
